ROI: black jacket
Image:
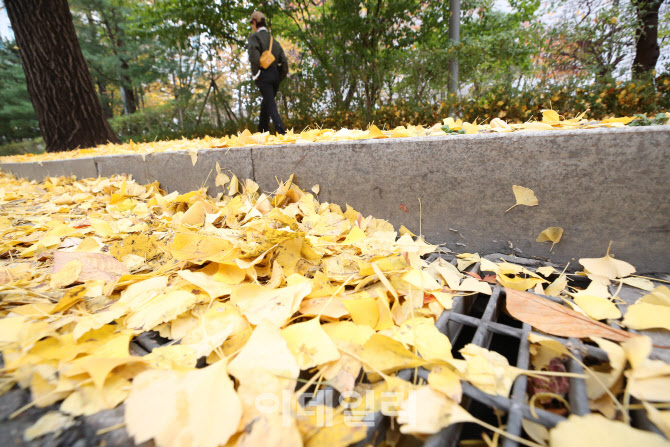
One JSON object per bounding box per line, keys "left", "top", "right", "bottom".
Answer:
{"left": 247, "top": 29, "right": 289, "bottom": 81}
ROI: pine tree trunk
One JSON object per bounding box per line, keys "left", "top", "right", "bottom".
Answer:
{"left": 632, "top": 0, "right": 662, "bottom": 76}
{"left": 4, "top": 0, "right": 119, "bottom": 152}
{"left": 120, "top": 61, "right": 137, "bottom": 114}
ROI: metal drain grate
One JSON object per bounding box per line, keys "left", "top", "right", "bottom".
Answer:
{"left": 350, "top": 255, "right": 663, "bottom": 447}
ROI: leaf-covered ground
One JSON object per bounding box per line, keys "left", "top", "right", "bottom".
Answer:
{"left": 0, "top": 111, "right": 656, "bottom": 164}
{"left": 0, "top": 171, "right": 669, "bottom": 446}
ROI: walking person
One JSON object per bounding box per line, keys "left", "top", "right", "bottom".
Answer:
{"left": 247, "top": 11, "right": 288, "bottom": 135}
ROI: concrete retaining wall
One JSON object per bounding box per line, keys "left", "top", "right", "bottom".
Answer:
{"left": 2, "top": 126, "right": 669, "bottom": 272}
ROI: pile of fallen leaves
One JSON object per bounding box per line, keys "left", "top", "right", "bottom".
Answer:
{"left": 0, "top": 171, "right": 669, "bottom": 446}
{"left": 0, "top": 110, "right": 654, "bottom": 164}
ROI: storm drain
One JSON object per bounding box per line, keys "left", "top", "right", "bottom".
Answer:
{"left": 131, "top": 255, "right": 664, "bottom": 447}
{"left": 348, "top": 255, "right": 663, "bottom": 447}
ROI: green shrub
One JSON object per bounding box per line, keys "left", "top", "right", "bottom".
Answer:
{"left": 107, "top": 75, "right": 669, "bottom": 140}
{"left": 108, "top": 103, "right": 257, "bottom": 143}
{"left": 0, "top": 137, "right": 45, "bottom": 157}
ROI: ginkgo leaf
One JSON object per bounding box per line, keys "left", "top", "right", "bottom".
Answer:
{"left": 143, "top": 345, "right": 198, "bottom": 370}
{"left": 125, "top": 290, "right": 201, "bottom": 331}
{"left": 170, "top": 233, "right": 236, "bottom": 263}
{"left": 579, "top": 243, "right": 635, "bottom": 281}
{"left": 585, "top": 337, "right": 625, "bottom": 400}
{"left": 401, "top": 268, "right": 442, "bottom": 291}
{"left": 622, "top": 336, "right": 670, "bottom": 402}
{"left": 300, "top": 297, "right": 349, "bottom": 319}
{"left": 24, "top": 411, "right": 74, "bottom": 441}
{"left": 505, "top": 185, "right": 539, "bottom": 212}
{"left": 622, "top": 286, "right": 670, "bottom": 331}
{"left": 177, "top": 270, "right": 233, "bottom": 300}
{"left": 544, "top": 274, "right": 568, "bottom": 297}
{"left": 460, "top": 344, "right": 521, "bottom": 397}
{"left": 542, "top": 109, "right": 561, "bottom": 124}
{"left": 300, "top": 408, "right": 368, "bottom": 447}
{"left": 109, "top": 234, "right": 162, "bottom": 262}
{"left": 643, "top": 402, "right": 670, "bottom": 439}
{"left": 72, "top": 307, "right": 127, "bottom": 341}
{"left": 214, "top": 162, "right": 230, "bottom": 188}
{"left": 454, "top": 276, "right": 492, "bottom": 295}
{"left": 179, "top": 201, "right": 216, "bottom": 227}
{"left": 428, "top": 366, "right": 462, "bottom": 402}
{"left": 281, "top": 318, "right": 340, "bottom": 369}
{"left": 393, "top": 318, "right": 453, "bottom": 362}
{"left": 3, "top": 158, "right": 669, "bottom": 447}
{"left": 60, "top": 373, "right": 131, "bottom": 416}
{"left": 497, "top": 273, "right": 545, "bottom": 291}
{"left": 536, "top": 266, "right": 557, "bottom": 277}
{"left": 322, "top": 321, "right": 375, "bottom": 349}
{"left": 536, "top": 227, "right": 563, "bottom": 250}
{"left": 549, "top": 413, "right": 669, "bottom": 447}
{"left": 643, "top": 286, "right": 670, "bottom": 305}
{"left": 228, "top": 319, "right": 300, "bottom": 381}
{"left": 231, "top": 281, "right": 312, "bottom": 326}
{"left": 397, "top": 387, "right": 474, "bottom": 435}
{"left": 342, "top": 297, "right": 379, "bottom": 328}
{"left": 341, "top": 226, "right": 366, "bottom": 245}
{"left": 368, "top": 124, "right": 387, "bottom": 139}
{"left": 228, "top": 174, "right": 239, "bottom": 196}
{"left": 360, "top": 334, "right": 426, "bottom": 374}
{"left": 125, "top": 360, "right": 241, "bottom": 447}
{"left": 71, "top": 354, "right": 146, "bottom": 391}
{"left": 621, "top": 276, "right": 655, "bottom": 291}
{"left": 115, "top": 276, "right": 169, "bottom": 311}
{"left": 574, "top": 295, "right": 622, "bottom": 320}
{"left": 320, "top": 353, "right": 362, "bottom": 393}
{"left": 50, "top": 259, "right": 82, "bottom": 289}
{"left": 522, "top": 419, "right": 550, "bottom": 446}
{"left": 236, "top": 412, "right": 302, "bottom": 447}
{"left": 182, "top": 302, "right": 248, "bottom": 358}
{"left": 199, "top": 262, "right": 247, "bottom": 285}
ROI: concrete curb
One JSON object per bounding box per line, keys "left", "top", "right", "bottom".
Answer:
{"left": 2, "top": 126, "right": 669, "bottom": 272}
{"left": 2, "top": 157, "right": 97, "bottom": 180}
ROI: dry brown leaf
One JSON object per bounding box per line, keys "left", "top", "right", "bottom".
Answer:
{"left": 505, "top": 288, "right": 634, "bottom": 342}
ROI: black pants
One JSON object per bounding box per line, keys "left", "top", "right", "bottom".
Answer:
{"left": 255, "top": 66, "right": 286, "bottom": 135}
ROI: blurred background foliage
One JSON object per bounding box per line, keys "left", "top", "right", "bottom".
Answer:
{"left": 0, "top": 0, "right": 668, "bottom": 151}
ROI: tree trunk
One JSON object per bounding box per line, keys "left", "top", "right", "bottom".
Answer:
{"left": 632, "top": 0, "right": 663, "bottom": 76}
{"left": 120, "top": 61, "right": 137, "bottom": 114}
{"left": 4, "top": 0, "right": 119, "bottom": 152}
{"left": 449, "top": 0, "right": 460, "bottom": 94}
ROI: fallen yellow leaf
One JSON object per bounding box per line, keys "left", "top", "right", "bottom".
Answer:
{"left": 505, "top": 185, "right": 539, "bottom": 212}
{"left": 549, "top": 413, "right": 668, "bottom": 447}
{"left": 536, "top": 226, "right": 563, "bottom": 250}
